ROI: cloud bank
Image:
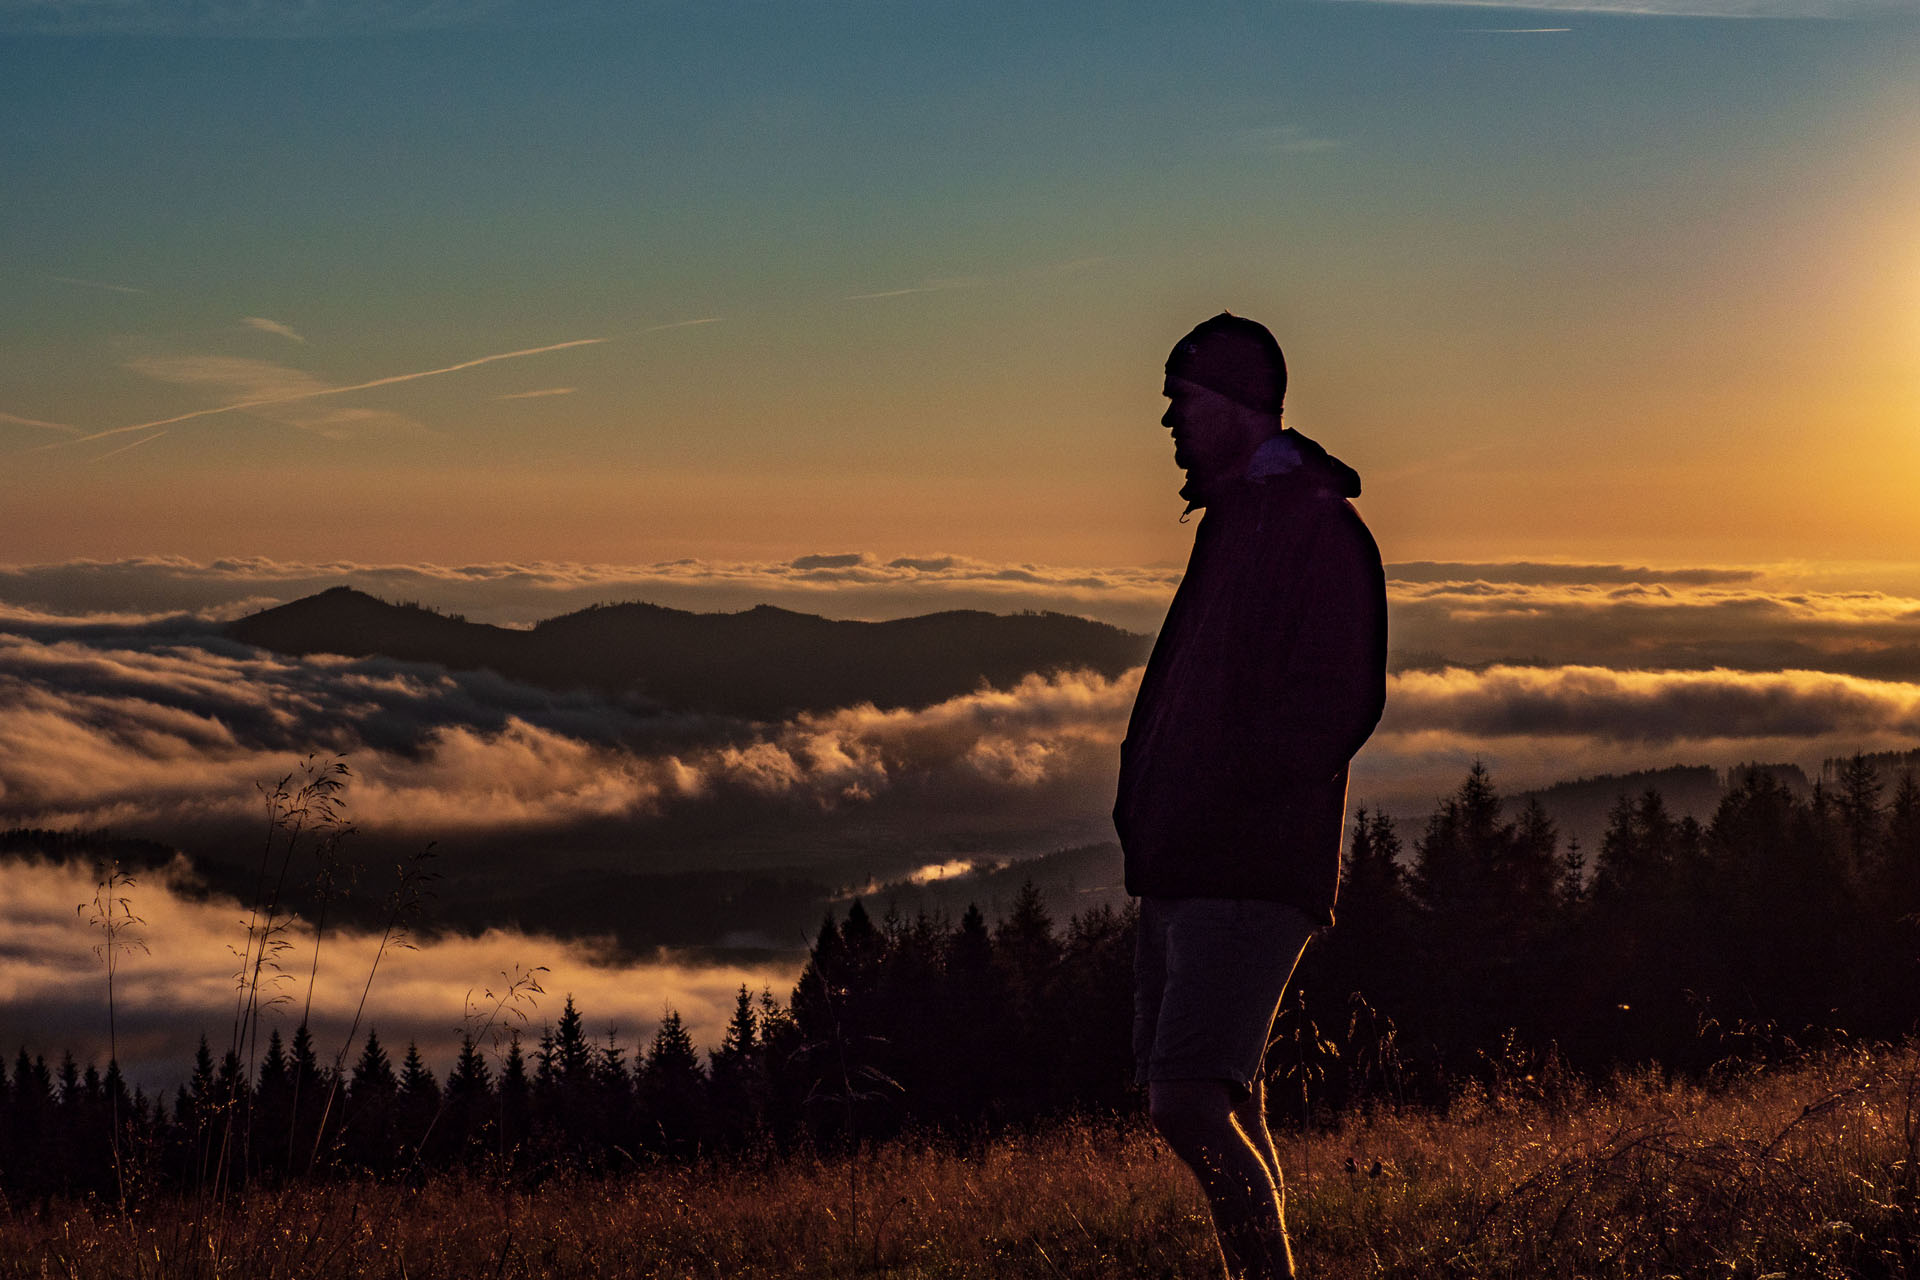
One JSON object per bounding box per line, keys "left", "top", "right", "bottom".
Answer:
{"left": 5, "top": 555, "right": 1919, "bottom": 929}
{"left": 1389, "top": 577, "right": 1920, "bottom": 680}
{"left": 6, "top": 613, "right": 1919, "bottom": 852}
{"left": 1, "top": 856, "right": 794, "bottom": 1095}
{"left": 0, "top": 623, "right": 1132, "bottom": 852}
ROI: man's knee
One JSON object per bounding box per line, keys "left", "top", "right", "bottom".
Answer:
{"left": 1232, "top": 1080, "right": 1271, "bottom": 1132}
{"left": 1148, "top": 1078, "right": 1239, "bottom": 1150}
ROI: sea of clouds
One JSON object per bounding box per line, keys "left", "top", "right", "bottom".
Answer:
{"left": 7, "top": 552, "right": 1920, "bottom": 1089}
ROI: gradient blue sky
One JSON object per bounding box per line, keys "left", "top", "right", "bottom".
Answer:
{"left": 4, "top": 0, "right": 1917, "bottom": 570}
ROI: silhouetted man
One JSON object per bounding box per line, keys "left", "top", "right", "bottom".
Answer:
{"left": 1115, "top": 313, "right": 1387, "bottom": 1280}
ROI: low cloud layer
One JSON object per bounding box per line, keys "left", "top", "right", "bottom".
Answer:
{"left": 2, "top": 856, "right": 794, "bottom": 1095}
{"left": 5, "top": 615, "right": 1919, "bottom": 851}
{"left": 0, "top": 626, "right": 1131, "bottom": 856}
{"left": 1386, "top": 664, "right": 1920, "bottom": 744}
{"left": 5, "top": 555, "right": 1920, "bottom": 956}
{"left": 1390, "top": 578, "right": 1920, "bottom": 680}
{"left": 1387, "top": 561, "right": 1760, "bottom": 587}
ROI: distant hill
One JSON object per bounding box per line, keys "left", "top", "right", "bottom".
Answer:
{"left": 226, "top": 587, "right": 1151, "bottom": 719}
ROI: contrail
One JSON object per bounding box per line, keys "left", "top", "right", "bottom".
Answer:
{"left": 497, "top": 387, "right": 577, "bottom": 400}
{"left": 51, "top": 337, "right": 607, "bottom": 447}
{"left": 48, "top": 274, "right": 148, "bottom": 295}
{"left": 92, "top": 430, "right": 167, "bottom": 462}
{"left": 843, "top": 282, "right": 976, "bottom": 302}
{"left": 0, "top": 411, "right": 81, "bottom": 435}
{"left": 635, "top": 317, "right": 723, "bottom": 333}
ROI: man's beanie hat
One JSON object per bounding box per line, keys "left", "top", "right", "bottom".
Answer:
{"left": 1165, "top": 312, "right": 1286, "bottom": 413}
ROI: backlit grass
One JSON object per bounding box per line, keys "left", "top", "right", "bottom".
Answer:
{"left": 8, "top": 1042, "right": 1916, "bottom": 1279}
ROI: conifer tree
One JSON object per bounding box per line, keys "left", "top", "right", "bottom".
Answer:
{"left": 257, "top": 1029, "right": 289, "bottom": 1100}
{"left": 285, "top": 1022, "right": 325, "bottom": 1172}
{"left": 1558, "top": 836, "right": 1587, "bottom": 907}
{"left": 640, "top": 1010, "right": 706, "bottom": 1156}
{"left": 940, "top": 903, "right": 1001, "bottom": 1123}
{"left": 57, "top": 1052, "right": 81, "bottom": 1110}
{"left": 1303, "top": 807, "right": 1417, "bottom": 1072}
{"left": 553, "top": 995, "right": 593, "bottom": 1085}
{"left": 497, "top": 1030, "right": 531, "bottom": 1161}
{"left": 1836, "top": 753, "right": 1884, "bottom": 869}
{"left": 252, "top": 1028, "right": 292, "bottom": 1174}
{"left": 443, "top": 1033, "right": 493, "bottom": 1161}
{"left": 398, "top": 1041, "right": 440, "bottom": 1158}
{"left": 400, "top": 1042, "right": 439, "bottom": 1107}
{"left": 344, "top": 1029, "right": 398, "bottom": 1169}
{"left": 349, "top": 1029, "right": 397, "bottom": 1102}
{"left": 185, "top": 1035, "right": 217, "bottom": 1128}
{"left": 445, "top": 1034, "right": 492, "bottom": 1103}
{"left": 994, "top": 881, "right": 1064, "bottom": 1115}
{"left": 707, "top": 986, "right": 762, "bottom": 1147}
{"left": 1052, "top": 901, "right": 1136, "bottom": 1113}
{"left": 1413, "top": 761, "right": 1505, "bottom": 917}
{"left": 1408, "top": 765, "right": 1532, "bottom": 1063}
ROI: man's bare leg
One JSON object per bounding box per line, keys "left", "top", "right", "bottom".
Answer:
{"left": 1149, "top": 1079, "right": 1297, "bottom": 1280}
{"left": 1233, "top": 1078, "right": 1286, "bottom": 1196}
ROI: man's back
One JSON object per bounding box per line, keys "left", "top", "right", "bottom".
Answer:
{"left": 1115, "top": 427, "right": 1386, "bottom": 921}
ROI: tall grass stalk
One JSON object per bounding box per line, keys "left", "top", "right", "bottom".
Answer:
{"left": 306, "top": 841, "right": 437, "bottom": 1175}
{"left": 80, "top": 862, "right": 146, "bottom": 1211}
{"left": 217, "top": 757, "right": 353, "bottom": 1201}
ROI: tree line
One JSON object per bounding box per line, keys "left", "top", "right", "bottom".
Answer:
{"left": 1296, "top": 756, "right": 1920, "bottom": 1112}
{"left": 5, "top": 756, "right": 1919, "bottom": 1201}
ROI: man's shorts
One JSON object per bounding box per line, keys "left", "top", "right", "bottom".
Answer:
{"left": 1133, "top": 895, "right": 1316, "bottom": 1089}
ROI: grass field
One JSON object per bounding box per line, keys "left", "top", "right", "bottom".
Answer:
{"left": 8, "top": 1042, "right": 1917, "bottom": 1279}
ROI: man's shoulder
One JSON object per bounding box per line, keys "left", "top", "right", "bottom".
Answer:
{"left": 1245, "top": 477, "right": 1378, "bottom": 546}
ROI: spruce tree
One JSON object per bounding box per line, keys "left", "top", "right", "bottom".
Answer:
{"left": 707, "top": 986, "right": 762, "bottom": 1147}
{"left": 444, "top": 1034, "right": 494, "bottom": 1162}
{"left": 398, "top": 1041, "right": 440, "bottom": 1159}
{"left": 346, "top": 1029, "right": 399, "bottom": 1170}
{"left": 497, "top": 1031, "right": 531, "bottom": 1161}
{"left": 400, "top": 1042, "right": 439, "bottom": 1106}
{"left": 994, "top": 881, "right": 1063, "bottom": 1118}
{"left": 349, "top": 1030, "right": 397, "bottom": 1102}
{"left": 553, "top": 996, "right": 593, "bottom": 1085}
{"left": 640, "top": 1010, "right": 707, "bottom": 1157}
{"left": 940, "top": 904, "right": 1001, "bottom": 1124}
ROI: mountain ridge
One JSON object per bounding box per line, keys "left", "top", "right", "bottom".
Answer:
{"left": 226, "top": 587, "right": 1151, "bottom": 720}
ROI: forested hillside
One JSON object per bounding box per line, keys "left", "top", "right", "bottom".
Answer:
{"left": 8, "top": 758, "right": 1918, "bottom": 1201}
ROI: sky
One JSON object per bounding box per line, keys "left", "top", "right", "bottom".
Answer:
{"left": 4, "top": 0, "right": 1918, "bottom": 570}
{"left": 5, "top": 0, "right": 1920, "bottom": 1087}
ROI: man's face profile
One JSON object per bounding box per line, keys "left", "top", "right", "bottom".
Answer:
{"left": 1162, "top": 374, "right": 1263, "bottom": 479}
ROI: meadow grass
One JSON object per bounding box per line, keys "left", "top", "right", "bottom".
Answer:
{"left": 7, "top": 1041, "right": 1915, "bottom": 1279}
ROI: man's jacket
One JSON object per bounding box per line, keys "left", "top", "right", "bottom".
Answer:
{"left": 1114, "top": 431, "right": 1388, "bottom": 925}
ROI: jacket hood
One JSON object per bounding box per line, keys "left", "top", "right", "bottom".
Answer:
{"left": 1180, "top": 428, "right": 1362, "bottom": 512}
{"left": 1278, "top": 429, "right": 1362, "bottom": 498}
